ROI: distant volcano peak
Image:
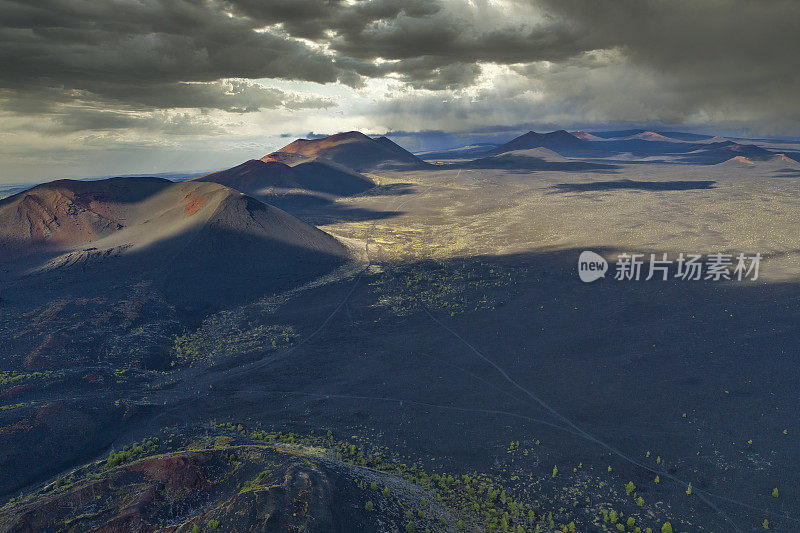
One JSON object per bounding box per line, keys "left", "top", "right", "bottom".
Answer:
{"left": 275, "top": 131, "right": 426, "bottom": 170}
{"left": 489, "top": 129, "right": 590, "bottom": 155}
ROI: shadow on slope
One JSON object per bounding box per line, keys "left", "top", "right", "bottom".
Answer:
{"left": 195, "top": 158, "right": 375, "bottom": 201}
{"left": 141, "top": 246, "right": 800, "bottom": 531}
{"left": 0, "top": 177, "right": 173, "bottom": 209}
{"left": 2, "top": 245, "right": 800, "bottom": 532}
{"left": 459, "top": 157, "right": 619, "bottom": 172}
{"left": 772, "top": 169, "right": 800, "bottom": 178}
{"left": 550, "top": 179, "right": 716, "bottom": 192}
{"left": 0, "top": 180, "right": 352, "bottom": 314}
{"left": 0, "top": 178, "right": 175, "bottom": 262}
{"left": 267, "top": 182, "right": 417, "bottom": 224}
{"left": 158, "top": 199, "right": 349, "bottom": 312}
{"left": 275, "top": 199, "right": 404, "bottom": 225}
{"left": 268, "top": 182, "right": 417, "bottom": 224}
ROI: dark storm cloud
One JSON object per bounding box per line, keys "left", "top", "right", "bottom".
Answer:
{"left": 536, "top": 0, "right": 800, "bottom": 75}
{"left": 0, "top": 0, "right": 448, "bottom": 97}
{"left": 0, "top": 0, "right": 798, "bottom": 135}
{"left": 356, "top": 0, "right": 800, "bottom": 129}
{"left": 225, "top": 0, "right": 442, "bottom": 40}
{"left": 0, "top": 0, "right": 589, "bottom": 117}
{"left": 533, "top": 0, "right": 800, "bottom": 117}
{"left": 0, "top": 0, "right": 339, "bottom": 86}
{"left": 389, "top": 59, "right": 483, "bottom": 90}
{"left": 52, "top": 109, "right": 228, "bottom": 135}
{"left": 0, "top": 0, "right": 348, "bottom": 118}
{"left": 1, "top": 80, "right": 332, "bottom": 116}
{"left": 329, "top": 16, "right": 587, "bottom": 64}
{"left": 228, "top": 0, "right": 587, "bottom": 67}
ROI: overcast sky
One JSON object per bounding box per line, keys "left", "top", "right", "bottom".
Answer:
{"left": 1, "top": 0, "right": 799, "bottom": 183}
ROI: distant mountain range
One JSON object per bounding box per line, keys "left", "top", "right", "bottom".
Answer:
{"left": 193, "top": 133, "right": 411, "bottom": 208}
{"left": 3, "top": 127, "right": 799, "bottom": 310}
{"left": 437, "top": 129, "right": 800, "bottom": 165}
{"left": 0, "top": 130, "right": 439, "bottom": 309}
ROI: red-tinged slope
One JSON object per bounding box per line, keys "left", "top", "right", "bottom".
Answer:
{"left": 0, "top": 177, "right": 350, "bottom": 308}
{"left": 0, "top": 177, "right": 172, "bottom": 262}
{"left": 570, "top": 130, "right": 605, "bottom": 141}
{"left": 627, "top": 131, "right": 674, "bottom": 141}
{"left": 276, "top": 131, "right": 426, "bottom": 170}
